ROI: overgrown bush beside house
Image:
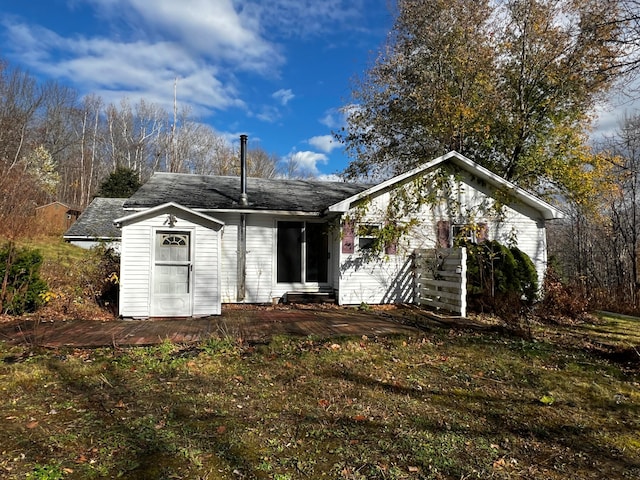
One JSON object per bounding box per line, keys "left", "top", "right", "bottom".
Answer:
{"left": 88, "top": 244, "right": 120, "bottom": 314}
{"left": 464, "top": 240, "right": 538, "bottom": 317}
{"left": 0, "top": 243, "right": 48, "bottom": 315}
{"left": 536, "top": 266, "right": 590, "bottom": 322}
{"left": 29, "top": 240, "right": 120, "bottom": 320}
{"left": 72, "top": 244, "right": 119, "bottom": 316}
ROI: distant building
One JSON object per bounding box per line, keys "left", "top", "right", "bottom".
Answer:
{"left": 35, "top": 201, "right": 82, "bottom": 235}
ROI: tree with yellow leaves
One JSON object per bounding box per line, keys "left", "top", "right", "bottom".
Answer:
{"left": 340, "top": 0, "right": 630, "bottom": 205}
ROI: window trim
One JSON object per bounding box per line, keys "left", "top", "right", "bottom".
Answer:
{"left": 275, "top": 219, "right": 330, "bottom": 286}
{"left": 357, "top": 223, "right": 380, "bottom": 251}
{"left": 451, "top": 224, "right": 476, "bottom": 244}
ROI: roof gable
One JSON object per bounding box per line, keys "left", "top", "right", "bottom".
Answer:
{"left": 36, "top": 201, "right": 72, "bottom": 211}
{"left": 114, "top": 202, "right": 224, "bottom": 229}
{"left": 327, "top": 151, "right": 565, "bottom": 220}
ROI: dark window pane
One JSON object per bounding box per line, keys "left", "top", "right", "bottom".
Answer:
{"left": 277, "top": 221, "right": 302, "bottom": 283}
{"left": 306, "top": 223, "right": 328, "bottom": 283}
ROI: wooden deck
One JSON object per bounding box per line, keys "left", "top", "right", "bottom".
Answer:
{"left": 0, "top": 307, "right": 422, "bottom": 348}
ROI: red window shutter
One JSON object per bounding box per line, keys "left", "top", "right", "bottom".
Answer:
{"left": 436, "top": 220, "right": 451, "bottom": 248}
{"left": 342, "top": 220, "right": 355, "bottom": 254}
{"left": 384, "top": 222, "right": 398, "bottom": 254}
{"left": 385, "top": 241, "right": 397, "bottom": 255}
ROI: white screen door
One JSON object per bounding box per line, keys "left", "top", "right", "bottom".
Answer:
{"left": 151, "top": 231, "right": 192, "bottom": 316}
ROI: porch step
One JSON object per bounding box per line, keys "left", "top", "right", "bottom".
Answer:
{"left": 285, "top": 291, "right": 336, "bottom": 304}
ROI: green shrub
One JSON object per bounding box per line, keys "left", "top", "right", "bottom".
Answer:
{"left": 26, "top": 462, "right": 64, "bottom": 480}
{"left": 510, "top": 245, "right": 539, "bottom": 302}
{"left": 0, "top": 242, "right": 48, "bottom": 315}
{"left": 465, "top": 240, "right": 538, "bottom": 313}
{"left": 95, "top": 166, "right": 141, "bottom": 198}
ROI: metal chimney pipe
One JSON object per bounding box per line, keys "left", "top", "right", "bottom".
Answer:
{"left": 237, "top": 134, "right": 248, "bottom": 301}
{"left": 240, "top": 134, "right": 248, "bottom": 206}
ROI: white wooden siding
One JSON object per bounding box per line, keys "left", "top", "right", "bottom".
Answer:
{"left": 337, "top": 173, "right": 549, "bottom": 305}
{"left": 119, "top": 224, "right": 152, "bottom": 317}
{"left": 218, "top": 214, "right": 339, "bottom": 303}
{"left": 338, "top": 252, "right": 415, "bottom": 305}
{"left": 192, "top": 224, "right": 221, "bottom": 316}
{"left": 216, "top": 213, "right": 240, "bottom": 303}
{"left": 119, "top": 212, "right": 222, "bottom": 317}
{"left": 215, "top": 213, "right": 276, "bottom": 303}
{"left": 245, "top": 215, "right": 275, "bottom": 303}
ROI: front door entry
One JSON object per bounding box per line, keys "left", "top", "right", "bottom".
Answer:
{"left": 151, "top": 231, "right": 192, "bottom": 316}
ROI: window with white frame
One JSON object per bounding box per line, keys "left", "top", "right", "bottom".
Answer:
{"left": 358, "top": 224, "right": 380, "bottom": 250}
{"left": 452, "top": 224, "right": 476, "bottom": 244}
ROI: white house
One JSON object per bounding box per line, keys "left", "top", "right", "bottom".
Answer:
{"left": 112, "top": 149, "right": 564, "bottom": 318}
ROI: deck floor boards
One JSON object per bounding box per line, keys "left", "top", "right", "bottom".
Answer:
{"left": 0, "top": 307, "right": 421, "bottom": 348}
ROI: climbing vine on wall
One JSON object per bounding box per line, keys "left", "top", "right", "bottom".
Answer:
{"left": 343, "top": 165, "right": 511, "bottom": 258}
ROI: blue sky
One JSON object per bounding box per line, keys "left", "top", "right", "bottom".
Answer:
{"left": 1, "top": 0, "right": 633, "bottom": 181}
{"left": 0, "top": 0, "right": 394, "bottom": 178}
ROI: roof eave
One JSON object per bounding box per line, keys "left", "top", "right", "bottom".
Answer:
{"left": 326, "top": 151, "right": 567, "bottom": 220}
{"left": 123, "top": 206, "right": 326, "bottom": 217}
{"left": 63, "top": 235, "right": 120, "bottom": 241}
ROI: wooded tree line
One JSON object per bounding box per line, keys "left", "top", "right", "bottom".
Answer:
{"left": 0, "top": 59, "right": 296, "bottom": 238}
{"left": 5, "top": 0, "right": 640, "bottom": 312}
{"left": 340, "top": 0, "right": 640, "bottom": 313}
{"left": 550, "top": 113, "right": 640, "bottom": 313}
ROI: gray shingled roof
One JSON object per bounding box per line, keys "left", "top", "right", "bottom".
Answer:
{"left": 64, "top": 197, "right": 127, "bottom": 239}
{"left": 124, "top": 173, "right": 371, "bottom": 212}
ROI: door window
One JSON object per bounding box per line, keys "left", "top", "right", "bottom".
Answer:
{"left": 277, "top": 222, "right": 303, "bottom": 283}
{"left": 154, "top": 232, "right": 191, "bottom": 294}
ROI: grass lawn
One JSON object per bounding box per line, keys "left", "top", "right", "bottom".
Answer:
{"left": 0, "top": 313, "right": 638, "bottom": 479}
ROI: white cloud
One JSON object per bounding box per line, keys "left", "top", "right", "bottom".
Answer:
{"left": 0, "top": 0, "right": 286, "bottom": 117}
{"left": 287, "top": 150, "right": 328, "bottom": 176}
{"left": 250, "top": 105, "right": 281, "bottom": 123}
{"left": 1, "top": 20, "right": 244, "bottom": 114}
{"left": 0, "top": 0, "right": 371, "bottom": 148}
{"left": 308, "top": 135, "right": 340, "bottom": 153}
{"left": 251, "top": 0, "right": 363, "bottom": 37}
{"left": 317, "top": 173, "right": 343, "bottom": 182}
{"left": 591, "top": 86, "right": 640, "bottom": 141}
{"left": 319, "top": 107, "right": 347, "bottom": 129}
{"left": 84, "top": 0, "right": 282, "bottom": 73}
{"left": 272, "top": 88, "right": 294, "bottom": 106}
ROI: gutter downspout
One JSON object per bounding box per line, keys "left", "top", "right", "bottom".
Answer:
{"left": 237, "top": 134, "right": 248, "bottom": 301}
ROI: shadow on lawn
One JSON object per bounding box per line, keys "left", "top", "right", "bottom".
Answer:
{"left": 322, "top": 363, "right": 640, "bottom": 478}
{"left": 17, "top": 355, "right": 257, "bottom": 479}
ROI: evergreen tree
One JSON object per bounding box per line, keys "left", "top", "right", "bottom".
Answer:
{"left": 95, "top": 167, "right": 141, "bottom": 198}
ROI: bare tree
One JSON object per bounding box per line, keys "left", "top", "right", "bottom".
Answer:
{"left": 246, "top": 146, "right": 278, "bottom": 178}
{"left": 0, "top": 61, "right": 43, "bottom": 174}
{"left": 104, "top": 99, "right": 166, "bottom": 177}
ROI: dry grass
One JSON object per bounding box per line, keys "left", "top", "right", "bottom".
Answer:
{"left": 14, "top": 236, "right": 117, "bottom": 322}
{"left": 0, "top": 312, "right": 638, "bottom": 479}
{"left": 1, "top": 237, "right": 638, "bottom": 479}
